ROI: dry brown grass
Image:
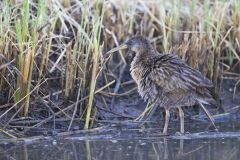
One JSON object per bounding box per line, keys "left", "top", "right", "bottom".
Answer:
{"left": 0, "top": 0, "right": 239, "bottom": 138}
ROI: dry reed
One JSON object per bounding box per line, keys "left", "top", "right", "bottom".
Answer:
{"left": 0, "top": 0, "right": 239, "bottom": 138}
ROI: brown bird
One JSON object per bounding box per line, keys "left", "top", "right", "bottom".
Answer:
{"left": 106, "top": 36, "right": 217, "bottom": 134}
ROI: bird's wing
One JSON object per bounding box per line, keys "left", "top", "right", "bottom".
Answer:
{"left": 142, "top": 54, "right": 213, "bottom": 93}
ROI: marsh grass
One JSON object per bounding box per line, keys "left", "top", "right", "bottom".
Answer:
{"left": 0, "top": 0, "right": 240, "bottom": 138}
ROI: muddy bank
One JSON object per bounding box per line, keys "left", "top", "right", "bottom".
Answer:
{"left": 1, "top": 120, "right": 240, "bottom": 160}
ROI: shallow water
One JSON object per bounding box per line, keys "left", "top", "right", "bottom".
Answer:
{"left": 1, "top": 120, "right": 240, "bottom": 160}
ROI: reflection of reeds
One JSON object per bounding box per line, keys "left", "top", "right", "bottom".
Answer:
{"left": 0, "top": 0, "right": 240, "bottom": 136}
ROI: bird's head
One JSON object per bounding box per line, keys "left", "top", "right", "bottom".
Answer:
{"left": 106, "top": 36, "right": 153, "bottom": 60}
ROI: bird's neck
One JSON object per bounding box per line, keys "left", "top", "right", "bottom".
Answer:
{"left": 138, "top": 48, "right": 155, "bottom": 61}
{"left": 130, "top": 49, "right": 155, "bottom": 70}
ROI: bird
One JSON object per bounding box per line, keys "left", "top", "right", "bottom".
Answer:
{"left": 106, "top": 36, "right": 217, "bottom": 134}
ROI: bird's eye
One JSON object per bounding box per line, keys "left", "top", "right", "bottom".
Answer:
{"left": 126, "top": 50, "right": 136, "bottom": 63}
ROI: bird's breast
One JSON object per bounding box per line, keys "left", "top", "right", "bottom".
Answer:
{"left": 130, "top": 62, "right": 143, "bottom": 85}
{"left": 130, "top": 59, "right": 166, "bottom": 105}
{"left": 130, "top": 68, "right": 141, "bottom": 85}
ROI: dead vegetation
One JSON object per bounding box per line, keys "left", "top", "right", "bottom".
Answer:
{"left": 0, "top": 0, "right": 240, "bottom": 138}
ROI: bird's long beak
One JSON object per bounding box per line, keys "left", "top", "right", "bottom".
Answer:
{"left": 106, "top": 44, "right": 128, "bottom": 55}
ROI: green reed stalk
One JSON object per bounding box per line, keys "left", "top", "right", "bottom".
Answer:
{"left": 84, "top": 0, "right": 105, "bottom": 129}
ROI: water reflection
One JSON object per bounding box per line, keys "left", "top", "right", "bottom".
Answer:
{"left": 1, "top": 137, "right": 240, "bottom": 160}
{"left": 1, "top": 120, "right": 240, "bottom": 160}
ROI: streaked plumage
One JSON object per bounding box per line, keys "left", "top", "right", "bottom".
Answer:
{"left": 106, "top": 36, "right": 216, "bottom": 134}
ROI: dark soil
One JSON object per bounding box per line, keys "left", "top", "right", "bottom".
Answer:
{"left": 0, "top": 69, "right": 240, "bottom": 138}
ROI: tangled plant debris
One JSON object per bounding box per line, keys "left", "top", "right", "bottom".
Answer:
{"left": 0, "top": 0, "right": 240, "bottom": 138}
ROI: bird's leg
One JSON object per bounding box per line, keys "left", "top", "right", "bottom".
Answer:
{"left": 177, "top": 107, "right": 184, "bottom": 133}
{"left": 163, "top": 108, "right": 170, "bottom": 134}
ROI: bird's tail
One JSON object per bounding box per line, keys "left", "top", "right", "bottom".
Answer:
{"left": 197, "top": 99, "right": 218, "bottom": 131}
